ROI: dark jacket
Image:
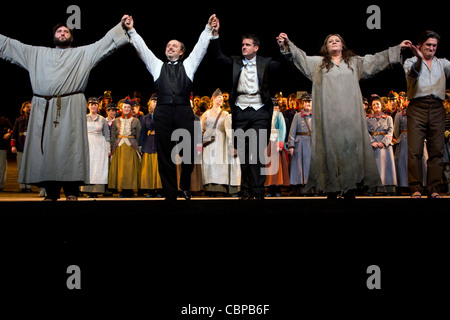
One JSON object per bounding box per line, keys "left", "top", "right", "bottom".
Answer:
{"left": 209, "top": 38, "right": 287, "bottom": 130}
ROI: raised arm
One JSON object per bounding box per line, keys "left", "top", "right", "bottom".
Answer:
{"left": 208, "top": 16, "right": 233, "bottom": 66}
{"left": 358, "top": 40, "right": 411, "bottom": 80}
{"left": 277, "top": 33, "right": 321, "bottom": 81}
{"left": 0, "top": 33, "right": 35, "bottom": 70}
{"left": 184, "top": 14, "right": 217, "bottom": 80}
{"left": 86, "top": 19, "right": 130, "bottom": 69}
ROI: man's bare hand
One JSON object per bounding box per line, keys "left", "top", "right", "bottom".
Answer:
{"left": 121, "top": 15, "right": 134, "bottom": 31}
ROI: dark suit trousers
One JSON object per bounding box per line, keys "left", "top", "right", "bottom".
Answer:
{"left": 234, "top": 107, "right": 271, "bottom": 196}
{"left": 154, "top": 104, "right": 195, "bottom": 198}
{"left": 407, "top": 97, "right": 445, "bottom": 194}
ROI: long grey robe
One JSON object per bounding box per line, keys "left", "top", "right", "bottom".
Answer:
{"left": 0, "top": 23, "right": 129, "bottom": 184}
{"left": 366, "top": 113, "right": 397, "bottom": 186}
{"left": 288, "top": 111, "right": 312, "bottom": 185}
{"left": 284, "top": 40, "right": 401, "bottom": 193}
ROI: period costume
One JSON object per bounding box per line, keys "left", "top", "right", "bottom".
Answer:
{"left": 366, "top": 113, "right": 397, "bottom": 193}
{"left": 404, "top": 55, "right": 450, "bottom": 195}
{"left": 129, "top": 24, "right": 214, "bottom": 200}
{"left": 209, "top": 38, "right": 287, "bottom": 199}
{"left": 139, "top": 112, "right": 162, "bottom": 193}
{"left": 109, "top": 114, "right": 141, "bottom": 195}
{"left": 393, "top": 108, "right": 429, "bottom": 189}
{"left": 264, "top": 108, "right": 289, "bottom": 196}
{"left": 283, "top": 40, "right": 402, "bottom": 194}
{"left": 0, "top": 116, "right": 12, "bottom": 190}
{"left": 288, "top": 110, "right": 312, "bottom": 193}
{"left": 201, "top": 107, "right": 230, "bottom": 193}
{"left": 11, "top": 112, "right": 31, "bottom": 191}
{"left": 80, "top": 112, "right": 110, "bottom": 194}
{"left": 0, "top": 23, "right": 129, "bottom": 199}
{"left": 224, "top": 114, "right": 241, "bottom": 194}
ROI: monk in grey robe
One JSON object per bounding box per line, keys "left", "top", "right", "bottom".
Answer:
{"left": 0, "top": 16, "right": 130, "bottom": 200}
{"left": 277, "top": 33, "right": 413, "bottom": 198}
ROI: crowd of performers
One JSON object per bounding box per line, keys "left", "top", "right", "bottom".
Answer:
{"left": 1, "top": 14, "right": 449, "bottom": 200}
{"left": 2, "top": 88, "right": 450, "bottom": 198}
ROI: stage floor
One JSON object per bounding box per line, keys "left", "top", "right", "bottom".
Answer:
{"left": 1, "top": 159, "right": 448, "bottom": 316}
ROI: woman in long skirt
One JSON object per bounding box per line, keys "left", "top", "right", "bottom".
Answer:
{"left": 366, "top": 95, "right": 397, "bottom": 195}
{"left": 201, "top": 89, "right": 230, "bottom": 196}
{"left": 109, "top": 97, "right": 141, "bottom": 198}
{"left": 139, "top": 94, "right": 162, "bottom": 197}
{"left": 81, "top": 97, "right": 110, "bottom": 198}
{"left": 264, "top": 104, "right": 289, "bottom": 197}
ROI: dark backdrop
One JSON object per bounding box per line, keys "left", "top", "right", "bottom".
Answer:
{"left": 1, "top": 1, "right": 448, "bottom": 122}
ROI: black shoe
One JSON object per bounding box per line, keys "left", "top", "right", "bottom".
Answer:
{"left": 179, "top": 190, "right": 192, "bottom": 200}
{"left": 327, "top": 192, "right": 338, "bottom": 200}
{"left": 239, "top": 193, "right": 253, "bottom": 200}
{"left": 254, "top": 194, "right": 265, "bottom": 200}
{"left": 343, "top": 190, "right": 355, "bottom": 200}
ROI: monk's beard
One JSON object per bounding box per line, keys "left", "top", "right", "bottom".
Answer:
{"left": 54, "top": 36, "right": 73, "bottom": 48}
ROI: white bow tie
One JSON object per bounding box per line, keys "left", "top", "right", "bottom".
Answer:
{"left": 243, "top": 59, "right": 255, "bottom": 67}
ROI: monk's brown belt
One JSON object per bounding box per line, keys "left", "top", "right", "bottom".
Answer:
{"left": 296, "top": 132, "right": 311, "bottom": 136}
{"left": 370, "top": 131, "right": 387, "bottom": 136}
{"left": 118, "top": 135, "right": 136, "bottom": 139}
{"left": 33, "top": 91, "right": 83, "bottom": 154}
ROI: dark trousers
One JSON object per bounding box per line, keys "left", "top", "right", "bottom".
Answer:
{"left": 41, "top": 181, "right": 81, "bottom": 200}
{"left": 407, "top": 97, "right": 445, "bottom": 194}
{"left": 154, "top": 104, "right": 195, "bottom": 198}
{"left": 234, "top": 107, "right": 271, "bottom": 196}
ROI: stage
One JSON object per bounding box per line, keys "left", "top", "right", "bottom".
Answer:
{"left": 1, "top": 160, "right": 449, "bottom": 316}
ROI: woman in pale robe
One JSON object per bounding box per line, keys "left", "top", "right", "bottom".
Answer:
{"left": 201, "top": 89, "right": 230, "bottom": 196}
{"left": 277, "top": 33, "right": 412, "bottom": 199}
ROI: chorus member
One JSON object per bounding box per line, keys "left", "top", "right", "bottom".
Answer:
{"left": 125, "top": 14, "right": 217, "bottom": 200}
{"left": 11, "top": 101, "right": 32, "bottom": 192}
{"left": 277, "top": 33, "right": 412, "bottom": 199}
{"left": 404, "top": 31, "right": 450, "bottom": 198}
{"left": 105, "top": 103, "right": 119, "bottom": 139}
{"left": 201, "top": 89, "right": 229, "bottom": 196}
{"left": 81, "top": 97, "right": 110, "bottom": 198}
{"left": 288, "top": 93, "right": 313, "bottom": 196}
{"left": 109, "top": 97, "right": 141, "bottom": 198}
{"left": 0, "top": 16, "right": 130, "bottom": 200}
{"left": 264, "top": 103, "right": 289, "bottom": 197}
{"left": 366, "top": 95, "right": 397, "bottom": 195}
{"left": 139, "top": 94, "right": 162, "bottom": 198}
{"left": 0, "top": 115, "right": 12, "bottom": 191}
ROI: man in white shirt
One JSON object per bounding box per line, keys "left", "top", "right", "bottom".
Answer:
{"left": 404, "top": 30, "right": 450, "bottom": 198}
{"left": 209, "top": 17, "right": 288, "bottom": 200}
{"left": 123, "top": 15, "right": 217, "bottom": 200}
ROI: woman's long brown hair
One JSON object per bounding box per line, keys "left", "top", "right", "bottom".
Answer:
{"left": 319, "top": 34, "right": 357, "bottom": 72}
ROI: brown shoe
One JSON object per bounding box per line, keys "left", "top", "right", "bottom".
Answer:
{"left": 66, "top": 195, "right": 78, "bottom": 201}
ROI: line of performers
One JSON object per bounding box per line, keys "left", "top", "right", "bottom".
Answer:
{"left": 5, "top": 87, "right": 450, "bottom": 198}
{"left": 1, "top": 13, "right": 449, "bottom": 200}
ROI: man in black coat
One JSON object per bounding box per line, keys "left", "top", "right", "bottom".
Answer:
{"left": 209, "top": 17, "right": 289, "bottom": 199}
